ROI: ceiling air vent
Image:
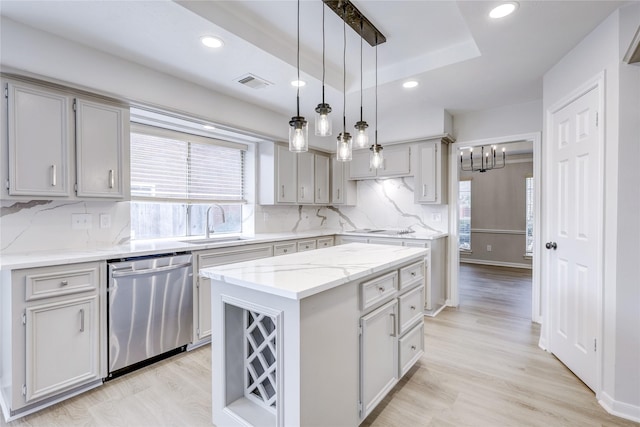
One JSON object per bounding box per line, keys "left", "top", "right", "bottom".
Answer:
{"left": 235, "top": 74, "right": 273, "bottom": 90}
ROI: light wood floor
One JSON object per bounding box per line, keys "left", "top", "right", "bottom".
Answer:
{"left": 2, "top": 264, "right": 636, "bottom": 426}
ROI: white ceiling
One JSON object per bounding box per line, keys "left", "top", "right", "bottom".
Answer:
{"left": 0, "top": 0, "right": 623, "bottom": 149}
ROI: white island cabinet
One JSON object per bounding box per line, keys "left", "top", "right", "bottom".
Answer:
{"left": 200, "top": 243, "right": 427, "bottom": 427}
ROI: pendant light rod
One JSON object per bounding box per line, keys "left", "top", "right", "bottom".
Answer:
{"left": 322, "top": 4, "right": 326, "bottom": 104}
{"left": 296, "top": 0, "right": 301, "bottom": 117}
{"left": 359, "top": 20, "right": 363, "bottom": 122}
{"left": 322, "top": 0, "right": 386, "bottom": 46}
{"left": 342, "top": 1, "right": 346, "bottom": 133}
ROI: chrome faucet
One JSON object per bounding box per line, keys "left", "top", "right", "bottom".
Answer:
{"left": 205, "top": 204, "right": 226, "bottom": 238}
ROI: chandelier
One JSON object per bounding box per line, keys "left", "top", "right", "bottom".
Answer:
{"left": 460, "top": 146, "right": 506, "bottom": 173}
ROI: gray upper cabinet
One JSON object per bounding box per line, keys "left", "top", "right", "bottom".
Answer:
{"left": 414, "top": 136, "right": 451, "bottom": 205}
{"left": 349, "top": 145, "right": 411, "bottom": 180}
{"left": 331, "top": 157, "right": 357, "bottom": 205}
{"left": 297, "top": 151, "right": 315, "bottom": 204}
{"left": 3, "top": 79, "right": 130, "bottom": 200}
{"left": 314, "top": 154, "right": 330, "bottom": 204}
{"left": 75, "top": 98, "right": 129, "bottom": 199}
{"left": 6, "top": 82, "right": 72, "bottom": 197}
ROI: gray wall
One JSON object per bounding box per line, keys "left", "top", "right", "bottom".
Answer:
{"left": 459, "top": 157, "right": 533, "bottom": 268}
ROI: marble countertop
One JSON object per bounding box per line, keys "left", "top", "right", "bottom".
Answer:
{"left": 0, "top": 228, "right": 446, "bottom": 270}
{"left": 200, "top": 243, "right": 429, "bottom": 300}
{"left": 341, "top": 230, "right": 448, "bottom": 240}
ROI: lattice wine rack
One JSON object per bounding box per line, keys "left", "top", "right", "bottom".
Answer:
{"left": 244, "top": 310, "right": 277, "bottom": 413}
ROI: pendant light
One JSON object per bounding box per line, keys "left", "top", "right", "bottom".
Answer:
{"left": 315, "top": 3, "right": 332, "bottom": 137}
{"left": 370, "top": 37, "right": 383, "bottom": 169}
{"left": 336, "top": 2, "right": 352, "bottom": 162}
{"left": 289, "top": 0, "right": 308, "bottom": 152}
{"left": 354, "top": 20, "right": 369, "bottom": 148}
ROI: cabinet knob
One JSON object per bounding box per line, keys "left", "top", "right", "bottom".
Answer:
{"left": 411, "top": 345, "right": 416, "bottom": 351}
{"left": 283, "top": 249, "right": 288, "bottom": 253}
{"left": 410, "top": 305, "right": 416, "bottom": 311}
{"left": 60, "top": 280, "right": 68, "bottom": 286}
{"left": 410, "top": 271, "right": 416, "bottom": 277}
{"left": 378, "top": 286, "right": 385, "bottom": 293}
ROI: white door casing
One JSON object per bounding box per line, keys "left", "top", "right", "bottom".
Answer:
{"left": 544, "top": 74, "right": 604, "bottom": 393}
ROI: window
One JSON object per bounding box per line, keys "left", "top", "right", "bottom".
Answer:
{"left": 458, "top": 180, "right": 471, "bottom": 251}
{"left": 525, "top": 176, "right": 534, "bottom": 256}
{"left": 130, "top": 124, "right": 246, "bottom": 240}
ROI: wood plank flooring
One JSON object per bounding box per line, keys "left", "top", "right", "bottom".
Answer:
{"left": 2, "top": 264, "right": 635, "bottom": 426}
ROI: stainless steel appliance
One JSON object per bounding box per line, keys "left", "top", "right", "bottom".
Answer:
{"left": 107, "top": 253, "right": 193, "bottom": 376}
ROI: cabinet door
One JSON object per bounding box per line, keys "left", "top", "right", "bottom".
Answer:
{"left": 276, "top": 145, "right": 297, "bottom": 203}
{"left": 415, "top": 143, "right": 437, "bottom": 203}
{"left": 349, "top": 150, "right": 375, "bottom": 179}
{"left": 75, "top": 98, "right": 127, "bottom": 198}
{"left": 331, "top": 158, "right": 345, "bottom": 204}
{"left": 378, "top": 146, "right": 411, "bottom": 177}
{"left": 297, "top": 151, "right": 315, "bottom": 204}
{"left": 7, "top": 82, "right": 71, "bottom": 197}
{"left": 360, "top": 299, "right": 398, "bottom": 420}
{"left": 314, "top": 154, "right": 330, "bottom": 204}
{"left": 196, "top": 277, "right": 212, "bottom": 340}
{"left": 25, "top": 295, "right": 100, "bottom": 403}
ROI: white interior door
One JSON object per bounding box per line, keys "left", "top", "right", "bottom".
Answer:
{"left": 546, "top": 84, "right": 601, "bottom": 392}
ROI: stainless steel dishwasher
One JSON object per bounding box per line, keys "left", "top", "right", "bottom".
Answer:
{"left": 107, "top": 253, "right": 193, "bottom": 377}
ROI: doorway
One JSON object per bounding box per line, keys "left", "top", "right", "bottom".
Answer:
{"left": 448, "top": 133, "right": 542, "bottom": 323}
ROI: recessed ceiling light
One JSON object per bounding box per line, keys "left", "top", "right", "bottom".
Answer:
{"left": 403, "top": 80, "right": 419, "bottom": 89}
{"left": 291, "top": 80, "right": 306, "bottom": 87}
{"left": 203, "top": 125, "right": 216, "bottom": 130}
{"left": 489, "top": 2, "right": 519, "bottom": 19}
{"left": 201, "top": 36, "right": 224, "bottom": 48}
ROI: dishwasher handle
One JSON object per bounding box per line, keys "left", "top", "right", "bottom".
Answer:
{"left": 111, "top": 262, "right": 192, "bottom": 278}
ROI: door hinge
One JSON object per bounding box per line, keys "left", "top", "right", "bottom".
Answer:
{"left": 594, "top": 338, "right": 597, "bottom": 352}
{"left": 21, "top": 384, "right": 26, "bottom": 396}
{"left": 22, "top": 311, "right": 26, "bottom": 326}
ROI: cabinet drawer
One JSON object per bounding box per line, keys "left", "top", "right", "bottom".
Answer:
{"left": 399, "top": 260, "right": 424, "bottom": 290}
{"left": 317, "top": 237, "right": 334, "bottom": 248}
{"left": 399, "top": 322, "right": 424, "bottom": 377}
{"left": 274, "top": 242, "right": 297, "bottom": 256}
{"left": 297, "top": 239, "right": 317, "bottom": 252}
{"left": 398, "top": 286, "right": 424, "bottom": 335}
{"left": 24, "top": 265, "right": 99, "bottom": 301}
{"left": 361, "top": 271, "right": 397, "bottom": 311}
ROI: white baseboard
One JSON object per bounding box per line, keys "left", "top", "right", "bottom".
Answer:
{"left": 599, "top": 391, "right": 640, "bottom": 423}
{"left": 460, "top": 258, "right": 532, "bottom": 270}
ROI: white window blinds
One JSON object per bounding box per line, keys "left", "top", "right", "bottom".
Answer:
{"left": 130, "top": 125, "right": 246, "bottom": 203}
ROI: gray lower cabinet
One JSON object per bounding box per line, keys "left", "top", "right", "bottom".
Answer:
{"left": 0, "top": 262, "right": 105, "bottom": 417}
{"left": 192, "top": 244, "right": 273, "bottom": 342}
{"left": 358, "top": 261, "right": 425, "bottom": 421}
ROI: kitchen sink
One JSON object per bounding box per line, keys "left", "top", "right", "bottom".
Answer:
{"left": 179, "top": 236, "right": 249, "bottom": 244}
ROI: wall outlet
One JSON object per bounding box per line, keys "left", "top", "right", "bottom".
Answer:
{"left": 431, "top": 213, "right": 442, "bottom": 222}
{"left": 486, "top": 245, "right": 492, "bottom": 252}
{"left": 99, "top": 214, "right": 111, "bottom": 229}
{"left": 71, "top": 213, "right": 92, "bottom": 230}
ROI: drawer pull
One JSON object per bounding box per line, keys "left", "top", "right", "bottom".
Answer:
{"left": 411, "top": 271, "right": 416, "bottom": 277}
{"left": 60, "top": 280, "right": 69, "bottom": 286}
{"left": 378, "top": 286, "right": 385, "bottom": 293}
{"left": 410, "top": 305, "right": 416, "bottom": 311}
{"left": 109, "top": 169, "right": 115, "bottom": 189}
{"left": 51, "top": 164, "right": 57, "bottom": 187}
{"left": 283, "top": 249, "right": 288, "bottom": 253}
{"left": 411, "top": 345, "right": 416, "bottom": 351}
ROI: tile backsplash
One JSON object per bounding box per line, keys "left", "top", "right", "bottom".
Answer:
{"left": 1, "top": 177, "right": 447, "bottom": 254}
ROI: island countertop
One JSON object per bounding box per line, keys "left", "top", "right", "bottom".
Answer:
{"left": 199, "top": 242, "right": 429, "bottom": 300}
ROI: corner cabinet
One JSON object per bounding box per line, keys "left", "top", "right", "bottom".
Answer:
{"left": 258, "top": 140, "right": 331, "bottom": 206}
{"left": 0, "top": 262, "right": 106, "bottom": 417}
{"left": 331, "top": 157, "right": 357, "bottom": 205}
{"left": 349, "top": 145, "right": 411, "bottom": 180}
{"left": 75, "top": 98, "right": 129, "bottom": 199}
{"left": 414, "top": 136, "right": 452, "bottom": 204}
{"left": 2, "top": 78, "right": 130, "bottom": 200}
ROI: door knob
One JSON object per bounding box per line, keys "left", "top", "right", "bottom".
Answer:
{"left": 545, "top": 242, "right": 557, "bottom": 250}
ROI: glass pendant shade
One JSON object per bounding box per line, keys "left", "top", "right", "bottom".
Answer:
{"left": 289, "top": 116, "right": 308, "bottom": 152}
{"left": 370, "top": 144, "right": 384, "bottom": 169}
{"left": 354, "top": 121, "right": 369, "bottom": 148}
{"left": 315, "top": 103, "right": 332, "bottom": 136}
{"left": 336, "top": 132, "right": 353, "bottom": 162}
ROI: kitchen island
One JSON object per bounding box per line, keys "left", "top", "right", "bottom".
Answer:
{"left": 200, "top": 243, "right": 428, "bottom": 427}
